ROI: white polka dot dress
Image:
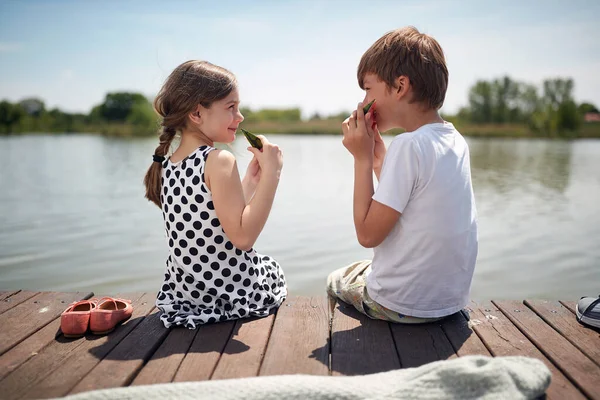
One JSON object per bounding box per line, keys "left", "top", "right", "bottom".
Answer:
{"left": 156, "top": 145, "right": 287, "bottom": 329}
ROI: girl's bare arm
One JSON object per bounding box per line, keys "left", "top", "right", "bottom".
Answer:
{"left": 206, "top": 149, "right": 280, "bottom": 250}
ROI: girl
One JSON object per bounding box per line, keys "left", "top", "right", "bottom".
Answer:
{"left": 144, "top": 60, "right": 287, "bottom": 329}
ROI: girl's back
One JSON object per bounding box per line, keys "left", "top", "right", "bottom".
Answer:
{"left": 144, "top": 60, "right": 287, "bottom": 329}
{"left": 157, "top": 145, "right": 286, "bottom": 328}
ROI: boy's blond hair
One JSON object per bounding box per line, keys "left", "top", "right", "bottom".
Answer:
{"left": 358, "top": 26, "right": 448, "bottom": 110}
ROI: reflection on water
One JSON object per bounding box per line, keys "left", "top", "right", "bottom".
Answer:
{"left": 469, "top": 139, "right": 573, "bottom": 194}
{"left": 0, "top": 134, "right": 598, "bottom": 300}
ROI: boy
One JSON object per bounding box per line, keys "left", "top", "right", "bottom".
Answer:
{"left": 327, "top": 26, "right": 478, "bottom": 323}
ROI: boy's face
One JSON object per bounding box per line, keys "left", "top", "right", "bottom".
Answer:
{"left": 362, "top": 73, "right": 397, "bottom": 132}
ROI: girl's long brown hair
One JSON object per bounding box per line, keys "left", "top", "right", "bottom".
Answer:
{"left": 144, "top": 60, "right": 237, "bottom": 208}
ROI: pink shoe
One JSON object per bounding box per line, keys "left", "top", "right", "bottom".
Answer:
{"left": 60, "top": 299, "right": 98, "bottom": 338}
{"left": 90, "top": 297, "right": 133, "bottom": 335}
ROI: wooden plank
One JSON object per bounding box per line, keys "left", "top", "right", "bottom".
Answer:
{"left": 68, "top": 309, "right": 168, "bottom": 394}
{"left": 495, "top": 300, "right": 600, "bottom": 400}
{"left": 469, "top": 301, "right": 585, "bottom": 400}
{"left": 440, "top": 311, "right": 492, "bottom": 358}
{"left": 0, "top": 325, "right": 89, "bottom": 400}
{"left": 0, "top": 291, "right": 39, "bottom": 315}
{"left": 0, "top": 291, "right": 93, "bottom": 356}
{"left": 260, "top": 296, "right": 329, "bottom": 376}
{"left": 0, "top": 292, "right": 112, "bottom": 380}
{"left": 8, "top": 293, "right": 151, "bottom": 400}
{"left": 330, "top": 300, "right": 400, "bottom": 375}
{"left": 211, "top": 314, "right": 275, "bottom": 380}
{"left": 560, "top": 301, "right": 578, "bottom": 315}
{"left": 173, "top": 321, "right": 236, "bottom": 382}
{"left": 526, "top": 300, "right": 600, "bottom": 367}
{"left": 131, "top": 327, "right": 197, "bottom": 386}
{"left": 0, "top": 315, "right": 62, "bottom": 380}
{"left": 391, "top": 322, "right": 456, "bottom": 368}
{"left": 0, "top": 291, "right": 17, "bottom": 300}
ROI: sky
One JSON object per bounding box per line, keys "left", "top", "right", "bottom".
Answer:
{"left": 1, "top": 0, "right": 599, "bottom": 118}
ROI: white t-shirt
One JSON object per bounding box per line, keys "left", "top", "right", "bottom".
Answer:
{"left": 368, "top": 122, "right": 478, "bottom": 318}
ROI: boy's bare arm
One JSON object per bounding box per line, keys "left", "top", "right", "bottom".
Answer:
{"left": 373, "top": 127, "right": 386, "bottom": 181}
{"left": 352, "top": 160, "right": 400, "bottom": 248}
{"left": 374, "top": 167, "right": 382, "bottom": 181}
{"left": 343, "top": 102, "right": 400, "bottom": 248}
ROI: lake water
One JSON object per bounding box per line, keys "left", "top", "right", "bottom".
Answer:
{"left": 1, "top": 134, "right": 598, "bottom": 300}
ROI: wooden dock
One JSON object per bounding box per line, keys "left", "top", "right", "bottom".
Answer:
{"left": 0, "top": 291, "right": 598, "bottom": 399}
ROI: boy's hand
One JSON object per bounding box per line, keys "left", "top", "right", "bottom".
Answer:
{"left": 363, "top": 100, "right": 386, "bottom": 175}
{"left": 342, "top": 102, "right": 374, "bottom": 163}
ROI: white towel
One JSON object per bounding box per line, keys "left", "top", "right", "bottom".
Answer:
{"left": 60, "top": 355, "right": 551, "bottom": 400}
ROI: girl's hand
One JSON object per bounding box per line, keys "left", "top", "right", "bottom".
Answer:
{"left": 245, "top": 156, "right": 261, "bottom": 186}
{"left": 247, "top": 135, "right": 283, "bottom": 179}
{"left": 241, "top": 155, "right": 261, "bottom": 202}
{"left": 342, "top": 102, "right": 374, "bottom": 163}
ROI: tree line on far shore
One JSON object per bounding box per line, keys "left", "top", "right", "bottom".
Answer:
{"left": 454, "top": 77, "right": 598, "bottom": 136}
{"left": 0, "top": 76, "right": 598, "bottom": 138}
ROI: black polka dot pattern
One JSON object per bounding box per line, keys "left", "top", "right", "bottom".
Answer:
{"left": 155, "top": 146, "right": 287, "bottom": 329}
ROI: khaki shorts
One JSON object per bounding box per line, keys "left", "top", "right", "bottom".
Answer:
{"left": 326, "top": 260, "right": 443, "bottom": 324}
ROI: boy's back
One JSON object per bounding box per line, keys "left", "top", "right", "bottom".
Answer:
{"left": 329, "top": 26, "right": 478, "bottom": 324}
{"left": 368, "top": 122, "right": 478, "bottom": 318}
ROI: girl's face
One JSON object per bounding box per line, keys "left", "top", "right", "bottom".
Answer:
{"left": 198, "top": 88, "right": 244, "bottom": 143}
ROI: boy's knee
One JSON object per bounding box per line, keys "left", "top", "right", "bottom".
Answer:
{"left": 326, "top": 273, "right": 340, "bottom": 298}
{"left": 326, "top": 287, "right": 336, "bottom": 299}
{"left": 326, "top": 267, "right": 337, "bottom": 282}
{"left": 326, "top": 274, "right": 335, "bottom": 292}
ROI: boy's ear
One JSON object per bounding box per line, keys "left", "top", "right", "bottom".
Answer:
{"left": 395, "top": 76, "right": 411, "bottom": 100}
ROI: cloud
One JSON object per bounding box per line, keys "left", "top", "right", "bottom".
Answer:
{"left": 439, "top": 19, "right": 600, "bottom": 111}
{"left": 0, "top": 42, "right": 21, "bottom": 52}
{"left": 60, "top": 69, "right": 74, "bottom": 81}
{"left": 1, "top": 1, "right": 599, "bottom": 115}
